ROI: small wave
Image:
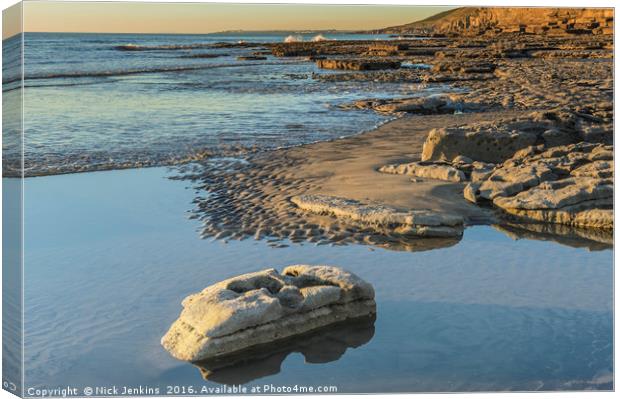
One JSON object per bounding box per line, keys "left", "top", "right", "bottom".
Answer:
{"left": 179, "top": 53, "right": 228, "bottom": 59}
{"left": 311, "top": 34, "right": 329, "bottom": 42}
{"left": 20, "top": 66, "right": 212, "bottom": 81}
{"left": 284, "top": 35, "right": 303, "bottom": 43}
{"left": 23, "top": 78, "right": 120, "bottom": 90}
{"left": 401, "top": 62, "right": 431, "bottom": 70}
{"left": 4, "top": 60, "right": 305, "bottom": 84}
{"left": 115, "top": 43, "right": 213, "bottom": 51}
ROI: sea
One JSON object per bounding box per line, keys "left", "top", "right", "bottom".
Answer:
{"left": 3, "top": 32, "right": 438, "bottom": 175}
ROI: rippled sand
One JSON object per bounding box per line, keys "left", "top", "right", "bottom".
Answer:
{"left": 176, "top": 110, "right": 609, "bottom": 252}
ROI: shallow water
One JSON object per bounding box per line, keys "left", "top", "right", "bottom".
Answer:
{"left": 4, "top": 32, "right": 441, "bottom": 175}
{"left": 18, "top": 167, "right": 612, "bottom": 394}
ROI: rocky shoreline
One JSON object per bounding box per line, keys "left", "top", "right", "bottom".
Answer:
{"left": 12, "top": 25, "right": 612, "bottom": 248}
{"left": 174, "top": 30, "right": 612, "bottom": 251}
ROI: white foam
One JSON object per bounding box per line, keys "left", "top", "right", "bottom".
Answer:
{"left": 311, "top": 34, "right": 329, "bottom": 42}
{"left": 284, "top": 35, "right": 303, "bottom": 43}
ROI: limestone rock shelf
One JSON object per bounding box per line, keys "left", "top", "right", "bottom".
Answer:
{"left": 292, "top": 194, "right": 464, "bottom": 238}
{"left": 465, "top": 143, "right": 613, "bottom": 229}
{"left": 379, "top": 161, "right": 466, "bottom": 183}
{"left": 316, "top": 59, "right": 401, "bottom": 71}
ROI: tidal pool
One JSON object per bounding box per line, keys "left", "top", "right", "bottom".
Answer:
{"left": 16, "top": 167, "right": 612, "bottom": 394}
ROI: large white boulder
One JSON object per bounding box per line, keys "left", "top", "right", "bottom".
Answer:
{"left": 161, "top": 266, "right": 376, "bottom": 362}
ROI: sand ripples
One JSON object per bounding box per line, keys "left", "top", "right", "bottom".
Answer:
{"left": 174, "top": 155, "right": 461, "bottom": 252}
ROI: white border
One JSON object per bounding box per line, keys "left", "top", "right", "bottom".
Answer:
{"left": 0, "top": 1, "right": 617, "bottom": 399}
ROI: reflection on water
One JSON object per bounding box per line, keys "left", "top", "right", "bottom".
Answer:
{"left": 20, "top": 168, "right": 613, "bottom": 393}
{"left": 194, "top": 315, "right": 375, "bottom": 385}
{"left": 494, "top": 222, "right": 613, "bottom": 251}
{"left": 175, "top": 159, "right": 465, "bottom": 253}
{"left": 179, "top": 159, "right": 613, "bottom": 254}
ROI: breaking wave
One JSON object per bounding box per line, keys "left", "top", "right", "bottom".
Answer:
{"left": 311, "top": 34, "right": 329, "bottom": 42}
{"left": 284, "top": 35, "right": 303, "bottom": 43}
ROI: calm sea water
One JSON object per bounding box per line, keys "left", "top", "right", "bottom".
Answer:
{"left": 3, "top": 32, "right": 438, "bottom": 175}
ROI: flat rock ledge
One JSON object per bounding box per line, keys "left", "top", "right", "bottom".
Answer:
{"left": 464, "top": 143, "right": 613, "bottom": 229}
{"left": 340, "top": 94, "right": 490, "bottom": 115}
{"left": 422, "top": 110, "right": 611, "bottom": 164}
{"left": 161, "top": 265, "right": 376, "bottom": 362}
{"left": 237, "top": 55, "right": 267, "bottom": 61}
{"left": 379, "top": 161, "right": 466, "bottom": 182}
{"left": 316, "top": 59, "right": 401, "bottom": 71}
{"left": 291, "top": 194, "right": 464, "bottom": 237}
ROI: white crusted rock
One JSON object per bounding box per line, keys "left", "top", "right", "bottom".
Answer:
{"left": 470, "top": 162, "right": 495, "bottom": 183}
{"left": 421, "top": 123, "right": 539, "bottom": 163}
{"left": 478, "top": 180, "right": 525, "bottom": 200}
{"left": 452, "top": 155, "right": 474, "bottom": 165}
{"left": 491, "top": 176, "right": 613, "bottom": 229}
{"left": 463, "top": 143, "right": 613, "bottom": 229}
{"left": 161, "top": 266, "right": 376, "bottom": 362}
{"left": 291, "top": 194, "right": 463, "bottom": 237}
{"left": 379, "top": 161, "right": 466, "bottom": 182}
{"left": 497, "top": 205, "right": 613, "bottom": 229}
{"left": 493, "top": 177, "right": 613, "bottom": 211}
{"left": 570, "top": 160, "right": 613, "bottom": 179}
{"left": 463, "top": 182, "right": 480, "bottom": 203}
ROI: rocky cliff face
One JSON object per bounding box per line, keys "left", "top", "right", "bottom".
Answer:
{"left": 380, "top": 7, "right": 613, "bottom": 36}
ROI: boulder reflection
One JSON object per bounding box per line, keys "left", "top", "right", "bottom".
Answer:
{"left": 193, "top": 315, "right": 376, "bottom": 384}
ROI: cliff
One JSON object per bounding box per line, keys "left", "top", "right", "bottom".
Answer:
{"left": 376, "top": 7, "right": 614, "bottom": 36}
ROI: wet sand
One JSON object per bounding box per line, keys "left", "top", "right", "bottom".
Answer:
{"left": 182, "top": 108, "right": 611, "bottom": 252}
{"left": 269, "top": 110, "right": 528, "bottom": 222}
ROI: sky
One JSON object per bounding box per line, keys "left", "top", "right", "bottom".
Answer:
{"left": 2, "top": 1, "right": 453, "bottom": 38}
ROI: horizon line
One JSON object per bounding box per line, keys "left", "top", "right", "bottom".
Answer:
{"left": 3, "top": 29, "right": 373, "bottom": 39}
